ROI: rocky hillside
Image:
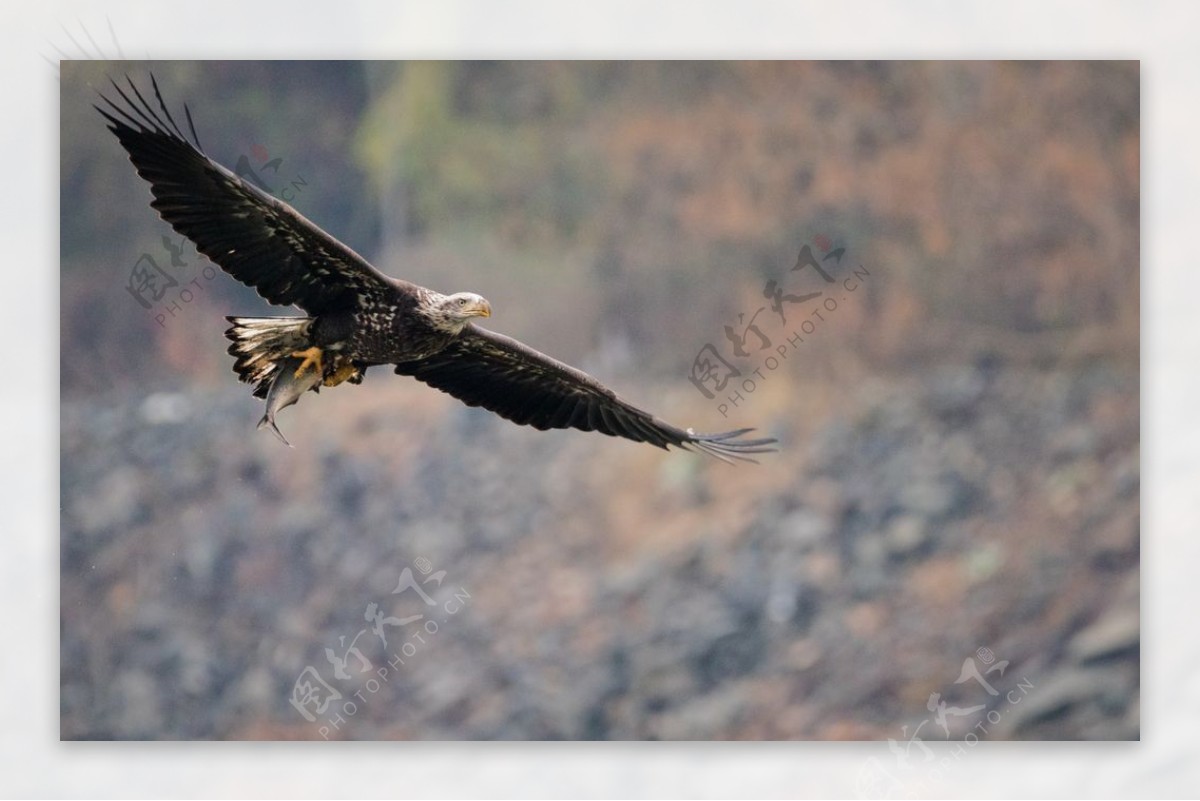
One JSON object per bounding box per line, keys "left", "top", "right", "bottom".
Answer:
{"left": 61, "top": 358, "right": 1137, "bottom": 740}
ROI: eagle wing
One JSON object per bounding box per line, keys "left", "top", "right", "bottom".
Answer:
{"left": 96, "top": 75, "right": 402, "bottom": 314}
{"left": 393, "top": 326, "right": 777, "bottom": 463}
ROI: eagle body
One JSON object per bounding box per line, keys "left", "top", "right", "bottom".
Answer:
{"left": 98, "top": 76, "right": 776, "bottom": 463}
{"left": 228, "top": 287, "right": 475, "bottom": 399}
{"left": 337, "top": 286, "right": 450, "bottom": 364}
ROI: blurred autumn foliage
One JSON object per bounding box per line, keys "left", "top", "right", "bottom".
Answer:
{"left": 62, "top": 60, "right": 1136, "bottom": 395}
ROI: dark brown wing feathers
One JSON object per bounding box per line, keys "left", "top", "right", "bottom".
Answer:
{"left": 95, "top": 75, "right": 402, "bottom": 315}
{"left": 394, "top": 326, "right": 777, "bottom": 463}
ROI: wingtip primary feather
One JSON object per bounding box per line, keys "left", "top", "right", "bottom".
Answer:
{"left": 184, "top": 103, "right": 203, "bottom": 152}
{"left": 94, "top": 73, "right": 204, "bottom": 153}
{"left": 681, "top": 426, "right": 779, "bottom": 464}
{"left": 149, "top": 71, "right": 188, "bottom": 143}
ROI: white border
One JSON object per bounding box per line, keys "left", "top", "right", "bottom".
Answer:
{"left": 9, "top": 0, "right": 1192, "bottom": 797}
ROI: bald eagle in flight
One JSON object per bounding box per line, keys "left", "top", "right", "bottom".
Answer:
{"left": 96, "top": 76, "right": 776, "bottom": 463}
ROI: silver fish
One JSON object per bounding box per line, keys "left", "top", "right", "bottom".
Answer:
{"left": 257, "top": 356, "right": 321, "bottom": 447}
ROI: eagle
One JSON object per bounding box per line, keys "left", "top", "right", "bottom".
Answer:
{"left": 96, "top": 76, "right": 776, "bottom": 463}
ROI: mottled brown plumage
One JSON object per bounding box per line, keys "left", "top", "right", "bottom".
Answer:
{"left": 98, "top": 75, "right": 776, "bottom": 462}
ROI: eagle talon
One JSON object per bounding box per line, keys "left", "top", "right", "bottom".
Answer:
{"left": 323, "top": 362, "right": 360, "bottom": 387}
{"left": 291, "top": 346, "right": 323, "bottom": 378}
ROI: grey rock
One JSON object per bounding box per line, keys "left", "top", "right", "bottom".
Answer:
{"left": 885, "top": 514, "right": 930, "bottom": 558}
{"left": 1069, "top": 607, "right": 1140, "bottom": 665}
{"left": 780, "top": 508, "right": 833, "bottom": 549}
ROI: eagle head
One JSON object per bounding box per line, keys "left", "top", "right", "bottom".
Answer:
{"left": 428, "top": 291, "right": 492, "bottom": 333}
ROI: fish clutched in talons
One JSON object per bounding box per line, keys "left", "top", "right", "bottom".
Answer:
{"left": 258, "top": 355, "right": 322, "bottom": 447}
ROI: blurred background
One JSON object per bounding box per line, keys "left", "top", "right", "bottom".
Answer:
{"left": 60, "top": 60, "right": 1138, "bottom": 741}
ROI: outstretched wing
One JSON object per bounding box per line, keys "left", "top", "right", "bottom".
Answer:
{"left": 96, "top": 75, "right": 403, "bottom": 314}
{"left": 393, "top": 326, "right": 777, "bottom": 463}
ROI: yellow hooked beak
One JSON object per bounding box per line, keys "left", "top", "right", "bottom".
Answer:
{"left": 474, "top": 299, "right": 492, "bottom": 318}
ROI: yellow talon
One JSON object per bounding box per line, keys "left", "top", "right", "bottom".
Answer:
{"left": 323, "top": 362, "right": 360, "bottom": 387}
{"left": 291, "top": 346, "right": 323, "bottom": 378}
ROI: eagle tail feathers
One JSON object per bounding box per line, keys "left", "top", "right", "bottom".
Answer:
{"left": 224, "top": 316, "right": 313, "bottom": 398}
